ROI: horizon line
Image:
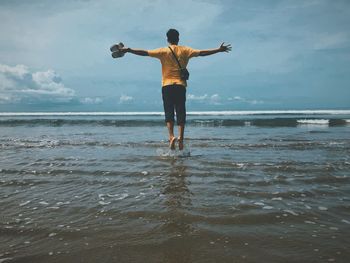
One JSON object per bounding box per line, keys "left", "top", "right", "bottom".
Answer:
{"left": 1, "top": 109, "right": 350, "bottom": 116}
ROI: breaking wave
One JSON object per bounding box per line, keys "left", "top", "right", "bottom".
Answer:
{"left": 0, "top": 118, "right": 348, "bottom": 127}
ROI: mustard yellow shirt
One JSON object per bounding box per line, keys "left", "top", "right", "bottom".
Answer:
{"left": 148, "top": 45, "right": 200, "bottom": 87}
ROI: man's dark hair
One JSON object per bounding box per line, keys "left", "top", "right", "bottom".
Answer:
{"left": 167, "top": 29, "right": 179, "bottom": 44}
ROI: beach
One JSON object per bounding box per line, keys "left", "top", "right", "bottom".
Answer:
{"left": 0, "top": 110, "right": 350, "bottom": 263}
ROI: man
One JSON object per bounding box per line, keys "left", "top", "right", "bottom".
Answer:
{"left": 120, "top": 29, "right": 231, "bottom": 150}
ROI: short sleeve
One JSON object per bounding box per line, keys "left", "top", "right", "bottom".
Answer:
{"left": 186, "top": 47, "right": 201, "bottom": 58}
{"left": 148, "top": 48, "right": 165, "bottom": 59}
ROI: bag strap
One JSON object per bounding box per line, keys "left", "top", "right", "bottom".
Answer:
{"left": 168, "top": 46, "right": 183, "bottom": 70}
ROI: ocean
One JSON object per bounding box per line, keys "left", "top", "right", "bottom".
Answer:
{"left": 0, "top": 110, "right": 350, "bottom": 263}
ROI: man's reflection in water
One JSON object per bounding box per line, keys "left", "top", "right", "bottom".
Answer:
{"left": 161, "top": 158, "right": 194, "bottom": 263}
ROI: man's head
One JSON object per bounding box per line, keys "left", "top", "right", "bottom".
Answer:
{"left": 167, "top": 29, "right": 179, "bottom": 45}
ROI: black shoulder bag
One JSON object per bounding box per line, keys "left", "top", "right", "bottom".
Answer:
{"left": 168, "top": 46, "right": 189, "bottom": 81}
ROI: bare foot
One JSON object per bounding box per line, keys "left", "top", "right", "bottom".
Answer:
{"left": 169, "top": 136, "right": 177, "bottom": 150}
{"left": 178, "top": 137, "right": 184, "bottom": 151}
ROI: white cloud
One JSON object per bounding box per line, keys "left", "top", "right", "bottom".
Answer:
{"left": 209, "top": 94, "right": 221, "bottom": 105}
{"left": 0, "top": 64, "right": 75, "bottom": 104}
{"left": 119, "top": 94, "right": 134, "bottom": 104}
{"left": 229, "top": 96, "right": 264, "bottom": 105}
{"left": 0, "top": 64, "right": 29, "bottom": 79}
{"left": 187, "top": 93, "right": 222, "bottom": 105}
{"left": 250, "top": 100, "right": 263, "bottom": 105}
{"left": 80, "top": 97, "right": 103, "bottom": 104}
{"left": 187, "top": 94, "right": 208, "bottom": 101}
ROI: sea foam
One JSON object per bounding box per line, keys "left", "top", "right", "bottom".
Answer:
{"left": 297, "top": 119, "right": 329, "bottom": 125}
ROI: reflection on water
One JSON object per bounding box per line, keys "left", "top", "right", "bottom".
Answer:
{"left": 161, "top": 159, "right": 193, "bottom": 263}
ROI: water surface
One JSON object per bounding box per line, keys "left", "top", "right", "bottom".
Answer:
{"left": 1, "top": 111, "right": 350, "bottom": 262}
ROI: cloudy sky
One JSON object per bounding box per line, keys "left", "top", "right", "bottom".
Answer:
{"left": 1, "top": 0, "right": 349, "bottom": 111}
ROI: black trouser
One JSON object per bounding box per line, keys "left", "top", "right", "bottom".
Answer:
{"left": 162, "top": 84, "right": 186, "bottom": 125}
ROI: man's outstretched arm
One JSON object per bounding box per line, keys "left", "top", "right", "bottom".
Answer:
{"left": 199, "top": 42, "right": 232, "bottom": 56}
{"left": 121, "top": 47, "right": 149, "bottom": 56}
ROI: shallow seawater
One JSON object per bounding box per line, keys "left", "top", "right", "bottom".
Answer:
{"left": 0, "top": 113, "right": 350, "bottom": 263}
